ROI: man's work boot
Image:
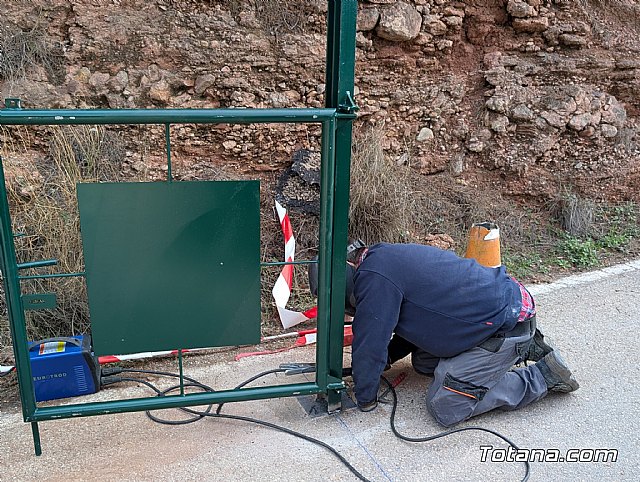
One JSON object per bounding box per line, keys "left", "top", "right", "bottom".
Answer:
{"left": 525, "top": 329, "right": 554, "bottom": 362}
{"left": 357, "top": 399, "right": 378, "bottom": 412}
{"left": 535, "top": 351, "right": 579, "bottom": 393}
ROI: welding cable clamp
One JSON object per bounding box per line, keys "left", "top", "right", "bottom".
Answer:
{"left": 279, "top": 363, "right": 317, "bottom": 375}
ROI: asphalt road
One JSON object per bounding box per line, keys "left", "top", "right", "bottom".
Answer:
{"left": 1, "top": 260, "right": 639, "bottom": 481}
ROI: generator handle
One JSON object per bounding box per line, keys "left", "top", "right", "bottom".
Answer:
{"left": 28, "top": 337, "right": 83, "bottom": 350}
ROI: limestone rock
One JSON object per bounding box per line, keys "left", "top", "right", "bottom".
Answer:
{"left": 108, "top": 70, "right": 129, "bottom": 93}
{"left": 490, "top": 115, "right": 510, "bottom": 133}
{"left": 600, "top": 124, "right": 618, "bottom": 138}
{"left": 486, "top": 94, "right": 509, "bottom": 114}
{"left": 356, "top": 32, "right": 373, "bottom": 49}
{"left": 601, "top": 98, "right": 627, "bottom": 128}
{"left": 442, "top": 15, "right": 463, "bottom": 28}
{"left": 376, "top": 2, "right": 422, "bottom": 42}
{"left": 559, "top": 34, "right": 587, "bottom": 48}
{"left": 194, "top": 74, "right": 216, "bottom": 95}
{"left": 545, "top": 95, "right": 577, "bottom": 118}
{"left": 222, "top": 140, "right": 237, "bottom": 151}
{"left": 507, "top": 0, "right": 536, "bottom": 18}
{"left": 443, "top": 7, "right": 465, "bottom": 18}
{"left": 484, "top": 67, "right": 508, "bottom": 87}
{"left": 423, "top": 15, "right": 448, "bottom": 36}
{"left": 568, "top": 113, "right": 592, "bottom": 131}
{"left": 417, "top": 127, "right": 434, "bottom": 142}
{"left": 149, "top": 79, "right": 171, "bottom": 104}
{"left": 89, "top": 72, "right": 110, "bottom": 93}
{"left": 436, "top": 39, "right": 454, "bottom": 50}
{"left": 358, "top": 7, "right": 380, "bottom": 32}
{"left": 540, "top": 111, "right": 565, "bottom": 129}
{"left": 269, "top": 90, "right": 301, "bottom": 108}
{"left": 466, "top": 138, "right": 485, "bottom": 152}
{"left": 513, "top": 17, "right": 549, "bottom": 33}
{"left": 511, "top": 104, "right": 534, "bottom": 121}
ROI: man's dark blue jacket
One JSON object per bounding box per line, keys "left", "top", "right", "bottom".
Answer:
{"left": 351, "top": 243, "right": 522, "bottom": 404}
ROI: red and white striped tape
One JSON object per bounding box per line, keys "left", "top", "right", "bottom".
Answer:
{"left": 235, "top": 325, "right": 353, "bottom": 360}
{"left": 272, "top": 200, "right": 317, "bottom": 328}
{"left": 97, "top": 348, "right": 205, "bottom": 365}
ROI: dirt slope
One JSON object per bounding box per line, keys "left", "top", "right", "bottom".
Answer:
{"left": 0, "top": 0, "right": 638, "bottom": 203}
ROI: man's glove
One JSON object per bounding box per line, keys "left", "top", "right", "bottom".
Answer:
{"left": 357, "top": 399, "right": 378, "bottom": 412}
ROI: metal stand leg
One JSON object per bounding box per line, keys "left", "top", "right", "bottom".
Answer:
{"left": 327, "top": 388, "right": 342, "bottom": 413}
{"left": 31, "top": 421, "right": 42, "bottom": 456}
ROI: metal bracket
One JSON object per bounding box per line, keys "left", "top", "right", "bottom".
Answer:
{"left": 21, "top": 293, "right": 57, "bottom": 311}
{"left": 4, "top": 98, "right": 22, "bottom": 109}
{"left": 337, "top": 91, "right": 359, "bottom": 115}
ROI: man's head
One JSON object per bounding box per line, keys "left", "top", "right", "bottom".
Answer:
{"left": 308, "top": 240, "right": 366, "bottom": 316}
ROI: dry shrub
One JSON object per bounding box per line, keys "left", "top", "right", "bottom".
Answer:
{"left": 253, "top": 0, "right": 310, "bottom": 35}
{"left": 0, "top": 22, "right": 64, "bottom": 84}
{"left": 348, "top": 127, "right": 555, "bottom": 259}
{"left": 349, "top": 126, "right": 413, "bottom": 244}
{"left": 551, "top": 188, "right": 595, "bottom": 237}
{"left": 399, "top": 173, "right": 552, "bottom": 257}
{"left": 2, "top": 126, "right": 124, "bottom": 345}
{"left": 223, "top": 0, "right": 310, "bottom": 34}
{"left": 49, "top": 126, "right": 125, "bottom": 181}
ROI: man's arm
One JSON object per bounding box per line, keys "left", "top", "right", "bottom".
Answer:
{"left": 351, "top": 271, "right": 403, "bottom": 407}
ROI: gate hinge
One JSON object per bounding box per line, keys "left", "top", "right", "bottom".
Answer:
{"left": 338, "top": 91, "right": 359, "bottom": 115}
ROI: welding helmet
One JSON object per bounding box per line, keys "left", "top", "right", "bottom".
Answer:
{"left": 308, "top": 256, "right": 357, "bottom": 316}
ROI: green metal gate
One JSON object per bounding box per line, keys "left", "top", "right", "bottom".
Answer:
{"left": 0, "top": 0, "right": 358, "bottom": 455}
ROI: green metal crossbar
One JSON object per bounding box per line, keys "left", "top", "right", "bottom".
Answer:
{"left": 0, "top": 0, "right": 358, "bottom": 455}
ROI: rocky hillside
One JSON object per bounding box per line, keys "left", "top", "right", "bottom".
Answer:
{"left": 1, "top": 0, "right": 639, "bottom": 206}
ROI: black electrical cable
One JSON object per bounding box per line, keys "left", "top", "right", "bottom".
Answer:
{"left": 145, "top": 382, "right": 216, "bottom": 425}
{"left": 379, "top": 375, "right": 530, "bottom": 482}
{"left": 102, "top": 368, "right": 219, "bottom": 424}
{"left": 215, "top": 367, "right": 286, "bottom": 414}
{"left": 103, "top": 368, "right": 370, "bottom": 481}
{"left": 105, "top": 367, "right": 288, "bottom": 421}
{"left": 102, "top": 368, "right": 530, "bottom": 482}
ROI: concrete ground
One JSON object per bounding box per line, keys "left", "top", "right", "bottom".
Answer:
{"left": 1, "top": 260, "right": 639, "bottom": 481}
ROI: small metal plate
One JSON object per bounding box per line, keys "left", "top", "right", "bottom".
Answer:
{"left": 296, "top": 392, "right": 356, "bottom": 418}
{"left": 22, "top": 293, "right": 57, "bottom": 311}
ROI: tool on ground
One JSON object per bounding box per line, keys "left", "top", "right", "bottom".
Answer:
{"left": 378, "top": 371, "right": 407, "bottom": 403}
{"left": 28, "top": 335, "right": 100, "bottom": 402}
{"left": 280, "top": 362, "right": 353, "bottom": 378}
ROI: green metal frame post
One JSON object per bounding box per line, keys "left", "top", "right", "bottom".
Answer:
{"left": 0, "top": 157, "right": 41, "bottom": 454}
{"left": 318, "top": 0, "right": 358, "bottom": 412}
{"left": 0, "top": 0, "right": 359, "bottom": 454}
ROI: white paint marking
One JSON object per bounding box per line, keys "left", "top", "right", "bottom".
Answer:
{"left": 528, "top": 259, "right": 640, "bottom": 296}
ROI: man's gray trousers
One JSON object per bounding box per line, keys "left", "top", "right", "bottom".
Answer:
{"left": 413, "top": 319, "right": 549, "bottom": 427}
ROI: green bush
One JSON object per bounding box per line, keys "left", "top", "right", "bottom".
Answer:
{"left": 503, "top": 252, "right": 549, "bottom": 280}
{"left": 556, "top": 236, "right": 599, "bottom": 268}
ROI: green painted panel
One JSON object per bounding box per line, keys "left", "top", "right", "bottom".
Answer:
{"left": 77, "top": 181, "right": 261, "bottom": 356}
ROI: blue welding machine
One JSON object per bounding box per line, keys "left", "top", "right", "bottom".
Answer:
{"left": 29, "top": 335, "right": 100, "bottom": 402}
